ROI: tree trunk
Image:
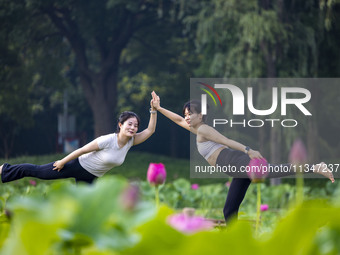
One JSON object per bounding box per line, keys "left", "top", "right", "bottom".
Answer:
{"left": 259, "top": 127, "right": 265, "bottom": 155}
{"left": 92, "top": 96, "right": 116, "bottom": 137}
{"left": 270, "top": 127, "right": 282, "bottom": 185}
{"left": 44, "top": 5, "right": 134, "bottom": 138}
{"left": 81, "top": 71, "right": 119, "bottom": 137}
{"left": 0, "top": 134, "right": 14, "bottom": 159}
{"left": 307, "top": 118, "right": 319, "bottom": 163}
{"left": 261, "top": 38, "right": 280, "bottom": 185}
{"left": 307, "top": 84, "right": 320, "bottom": 163}
{"left": 270, "top": 128, "right": 281, "bottom": 164}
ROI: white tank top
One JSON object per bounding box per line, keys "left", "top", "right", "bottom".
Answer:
{"left": 196, "top": 140, "right": 225, "bottom": 160}
{"left": 79, "top": 133, "right": 134, "bottom": 177}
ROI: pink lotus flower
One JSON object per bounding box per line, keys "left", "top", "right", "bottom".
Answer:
{"left": 225, "top": 181, "right": 231, "bottom": 188}
{"left": 260, "top": 204, "right": 269, "bottom": 212}
{"left": 29, "top": 180, "right": 37, "bottom": 186}
{"left": 167, "top": 208, "right": 214, "bottom": 234}
{"left": 289, "top": 139, "right": 308, "bottom": 165}
{"left": 247, "top": 158, "right": 268, "bottom": 182}
{"left": 147, "top": 163, "right": 167, "bottom": 186}
{"left": 191, "top": 184, "right": 199, "bottom": 190}
{"left": 120, "top": 183, "right": 139, "bottom": 211}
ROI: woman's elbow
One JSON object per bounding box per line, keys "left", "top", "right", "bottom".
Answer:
{"left": 77, "top": 147, "right": 87, "bottom": 155}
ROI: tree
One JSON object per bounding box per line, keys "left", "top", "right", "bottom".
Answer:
{"left": 184, "top": 0, "right": 340, "bottom": 164}
{"left": 0, "top": 0, "right": 74, "bottom": 157}
{"left": 116, "top": 6, "right": 198, "bottom": 157}
{"left": 17, "top": 0, "right": 185, "bottom": 137}
{"left": 1, "top": 0, "right": 198, "bottom": 157}
{"left": 0, "top": 44, "right": 33, "bottom": 158}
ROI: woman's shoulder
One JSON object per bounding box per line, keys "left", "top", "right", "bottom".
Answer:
{"left": 94, "top": 133, "right": 116, "bottom": 149}
{"left": 197, "top": 124, "right": 213, "bottom": 133}
{"left": 98, "top": 133, "right": 116, "bottom": 140}
{"left": 196, "top": 124, "right": 214, "bottom": 142}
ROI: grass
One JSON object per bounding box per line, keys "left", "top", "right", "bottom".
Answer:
{"left": 111, "top": 151, "right": 192, "bottom": 182}
{"left": 0, "top": 152, "right": 335, "bottom": 187}
{"left": 0, "top": 152, "right": 226, "bottom": 185}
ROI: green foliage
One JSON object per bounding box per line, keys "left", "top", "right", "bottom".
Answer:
{"left": 122, "top": 200, "right": 340, "bottom": 255}
{"left": 0, "top": 0, "right": 72, "bottom": 158}
{"left": 186, "top": 0, "right": 340, "bottom": 78}
{"left": 139, "top": 178, "right": 226, "bottom": 214}
{"left": 0, "top": 177, "right": 156, "bottom": 254}
{"left": 1, "top": 171, "right": 340, "bottom": 254}
{"left": 183, "top": 0, "right": 340, "bottom": 164}
{"left": 1, "top": 0, "right": 339, "bottom": 159}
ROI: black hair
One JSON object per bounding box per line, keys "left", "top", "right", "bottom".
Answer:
{"left": 115, "top": 111, "right": 141, "bottom": 133}
{"left": 182, "top": 100, "right": 201, "bottom": 115}
{"left": 182, "top": 100, "right": 208, "bottom": 122}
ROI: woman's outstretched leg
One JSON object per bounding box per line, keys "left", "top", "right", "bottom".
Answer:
{"left": 223, "top": 178, "right": 251, "bottom": 223}
{"left": 1, "top": 159, "right": 96, "bottom": 183}
{"left": 1, "top": 162, "right": 70, "bottom": 183}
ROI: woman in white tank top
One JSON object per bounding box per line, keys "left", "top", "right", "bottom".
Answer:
{"left": 1, "top": 95, "right": 158, "bottom": 184}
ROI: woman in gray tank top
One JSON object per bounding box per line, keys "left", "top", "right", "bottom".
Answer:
{"left": 150, "top": 91, "right": 334, "bottom": 222}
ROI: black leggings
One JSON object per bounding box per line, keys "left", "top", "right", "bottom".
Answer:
{"left": 1, "top": 158, "right": 97, "bottom": 184}
{"left": 216, "top": 148, "right": 313, "bottom": 222}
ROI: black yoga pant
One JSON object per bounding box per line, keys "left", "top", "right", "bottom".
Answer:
{"left": 223, "top": 178, "right": 251, "bottom": 222}
{"left": 216, "top": 148, "right": 313, "bottom": 222}
{"left": 1, "top": 158, "right": 97, "bottom": 184}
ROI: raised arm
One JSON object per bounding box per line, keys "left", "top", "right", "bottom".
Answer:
{"left": 133, "top": 96, "right": 157, "bottom": 145}
{"left": 53, "top": 140, "right": 100, "bottom": 171}
{"left": 151, "top": 91, "right": 191, "bottom": 132}
{"left": 197, "top": 124, "right": 263, "bottom": 159}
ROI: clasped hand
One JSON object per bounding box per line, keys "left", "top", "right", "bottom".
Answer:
{"left": 248, "top": 149, "right": 264, "bottom": 159}
{"left": 53, "top": 160, "right": 64, "bottom": 171}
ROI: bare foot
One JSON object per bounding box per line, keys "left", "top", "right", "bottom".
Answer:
{"left": 313, "top": 162, "right": 335, "bottom": 183}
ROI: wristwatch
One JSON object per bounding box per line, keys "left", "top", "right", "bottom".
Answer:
{"left": 244, "top": 146, "right": 250, "bottom": 154}
{"left": 149, "top": 108, "right": 157, "bottom": 114}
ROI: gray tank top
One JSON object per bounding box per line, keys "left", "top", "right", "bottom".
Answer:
{"left": 196, "top": 140, "right": 225, "bottom": 160}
